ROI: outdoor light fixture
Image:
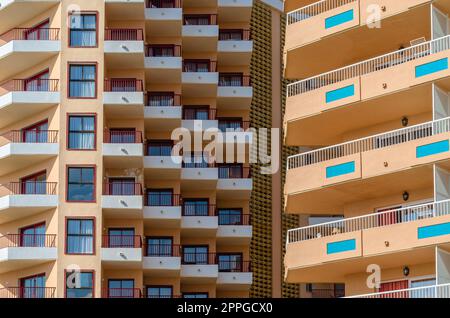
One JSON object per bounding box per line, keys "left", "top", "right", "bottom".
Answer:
{"left": 403, "top": 266, "right": 410, "bottom": 277}
{"left": 403, "top": 191, "right": 409, "bottom": 201}
{"left": 402, "top": 117, "right": 409, "bottom": 127}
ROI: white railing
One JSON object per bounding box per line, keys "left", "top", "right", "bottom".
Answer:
{"left": 287, "top": 0, "right": 357, "bottom": 25}
{"left": 287, "top": 35, "right": 450, "bottom": 97}
{"left": 345, "top": 283, "right": 450, "bottom": 298}
{"left": 287, "top": 116, "right": 450, "bottom": 170}
{"left": 287, "top": 200, "right": 450, "bottom": 244}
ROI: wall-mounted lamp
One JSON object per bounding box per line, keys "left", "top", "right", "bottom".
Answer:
{"left": 402, "top": 191, "right": 409, "bottom": 201}
{"left": 402, "top": 117, "right": 409, "bottom": 127}
{"left": 403, "top": 266, "right": 410, "bottom": 277}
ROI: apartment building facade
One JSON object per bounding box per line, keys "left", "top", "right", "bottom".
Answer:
{"left": 283, "top": 0, "right": 450, "bottom": 298}
{"left": 0, "top": 0, "right": 285, "bottom": 298}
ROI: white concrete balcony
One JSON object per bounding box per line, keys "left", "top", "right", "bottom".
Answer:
{"left": 0, "top": 79, "right": 60, "bottom": 127}
{"left": 144, "top": 155, "right": 182, "bottom": 180}
{"left": 182, "top": 119, "right": 219, "bottom": 131}
{"left": 103, "top": 79, "right": 144, "bottom": 118}
{"left": 218, "top": 0, "right": 253, "bottom": 22}
{"left": 0, "top": 182, "right": 58, "bottom": 224}
{"left": 217, "top": 75, "right": 253, "bottom": 108}
{"left": 101, "top": 183, "right": 143, "bottom": 218}
{"left": 181, "top": 204, "right": 218, "bottom": 237}
{"left": 0, "top": 130, "right": 58, "bottom": 175}
{"left": 104, "top": 29, "right": 145, "bottom": 69}
{"left": 143, "top": 195, "right": 182, "bottom": 228}
{"left": 217, "top": 166, "right": 252, "bottom": 199}
{"left": 182, "top": 66, "right": 219, "bottom": 97}
{"left": 0, "top": 28, "right": 60, "bottom": 82}
{"left": 145, "top": 45, "right": 182, "bottom": 83}
{"left": 101, "top": 235, "right": 143, "bottom": 269}
{"left": 181, "top": 253, "right": 219, "bottom": 283}
{"left": 143, "top": 244, "right": 182, "bottom": 276}
{"left": 217, "top": 268, "right": 253, "bottom": 291}
{"left": 218, "top": 38, "right": 253, "bottom": 66}
{"left": 145, "top": 1, "right": 182, "bottom": 36}
{"left": 102, "top": 130, "right": 144, "bottom": 168}
{"left": 217, "top": 219, "right": 252, "bottom": 245}
{"left": 144, "top": 103, "right": 182, "bottom": 132}
{"left": 105, "top": 0, "right": 145, "bottom": 21}
{"left": 0, "top": 234, "right": 57, "bottom": 274}
{"left": 347, "top": 283, "right": 450, "bottom": 298}
{"left": 182, "top": 17, "right": 219, "bottom": 52}
{"left": 181, "top": 163, "right": 219, "bottom": 191}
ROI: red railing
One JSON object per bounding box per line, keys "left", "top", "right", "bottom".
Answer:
{"left": 218, "top": 120, "right": 251, "bottom": 131}
{"left": 218, "top": 213, "right": 252, "bottom": 226}
{"left": 103, "top": 183, "right": 143, "bottom": 196}
{"left": 104, "top": 79, "right": 143, "bottom": 92}
{"left": 0, "top": 234, "right": 56, "bottom": 248}
{"left": 145, "top": 44, "right": 181, "bottom": 57}
{"left": 0, "top": 28, "right": 60, "bottom": 44}
{"left": 183, "top": 60, "right": 217, "bottom": 72}
{"left": 1, "top": 130, "right": 58, "bottom": 143}
{"left": 146, "top": 0, "right": 182, "bottom": 8}
{"left": 102, "top": 288, "right": 142, "bottom": 298}
{"left": 181, "top": 252, "right": 217, "bottom": 265}
{"left": 0, "top": 287, "right": 56, "bottom": 298}
{"left": 218, "top": 166, "right": 251, "bottom": 179}
{"left": 218, "top": 260, "right": 252, "bottom": 273}
{"left": 182, "top": 155, "right": 216, "bottom": 168}
{"left": 104, "top": 130, "right": 143, "bottom": 143}
{"left": 0, "top": 182, "right": 57, "bottom": 196}
{"left": 182, "top": 204, "right": 216, "bottom": 216}
{"left": 219, "top": 29, "right": 251, "bottom": 41}
{"left": 104, "top": 28, "right": 144, "bottom": 41}
{"left": 0, "top": 79, "right": 59, "bottom": 92}
{"left": 311, "top": 288, "right": 345, "bottom": 298}
{"left": 102, "top": 235, "right": 142, "bottom": 248}
{"left": 143, "top": 243, "right": 182, "bottom": 257}
{"left": 219, "top": 74, "right": 251, "bottom": 87}
{"left": 146, "top": 93, "right": 181, "bottom": 106}
{"left": 145, "top": 193, "right": 181, "bottom": 206}
{"left": 182, "top": 108, "right": 217, "bottom": 120}
{"left": 183, "top": 14, "right": 217, "bottom": 25}
{"left": 143, "top": 293, "right": 183, "bottom": 298}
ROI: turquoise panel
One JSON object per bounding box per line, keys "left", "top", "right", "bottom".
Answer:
{"left": 325, "top": 10, "right": 354, "bottom": 29}
{"left": 327, "top": 239, "right": 356, "bottom": 254}
{"left": 326, "top": 85, "right": 355, "bottom": 103}
{"left": 326, "top": 161, "right": 355, "bottom": 178}
{"left": 418, "top": 222, "right": 450, "bottom": 239}
{"left": 415, "top": 58, "right": 448, "bottom": 78}
{"left": 416, "top": 140, "right": 449, "bottom": 158}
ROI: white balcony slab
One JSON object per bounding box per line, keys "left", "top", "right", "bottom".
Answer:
{"left": 217, "top": 272, "right": 253, "bottom": 290}
{"left": 182, "top": 120, "right": 219, "bottom": 131}
{"left": 181, "top": 264, "right": 219, "bottom": 283}
{"left": 143, "top": 206, "right": 182, "bottom": 228}
{"left": 103, "top": 92, "right": 144, "bottom": 105}
{"left": 0, "top": 246, "right": 57, "bottom": 273}
{"left": 145, "top": 8, "right": 182, "bottom": 36}
{"left": 144, "top": 106, "right": 182, "bottom": 131}
{"left": 181, "top": 167, "right": 218, "bottom": 181}
{"left": 182, "top": 26, "right": 218, "bottom": 52}
{"left": 182, "top": 72, "right": 218, "bottom": 85}
{"left": 218, "top": 0, "right": 252, "bottom": 22}
{"left": 101, "top": 248, "right": 142, "bottom": 269}
{"left": 181, "top": 216, "right": 218, "bottom": 237}
{"left": 218, "top": 40, "right": 253, "bottom": 65}
{"left": 102, "top": 143, "right": 143, "bottom": 168}
{"left": 182, "top": 72, "right": 218, "bottom": 97}
{"left": 144, "top": 156, "right": 182, "bottom": 179}
{"left": 104, "top": 41, "right": 144, "bottom": 54}
{"left": 101, "top": 195, "right": 143, "bottom": 218}
{"left": 217, "top": 86, "right": 253, "bottom": 109}
{"left": 105, "top": 0, "right": 145, "bottom": 20}
{"left": 0, "top": 195, "right": 58, "bottom": 224}
{"left": 217, "top": 179, "right": 253, "bottom": 199}
{"left": 182, "top": 25, "right": 218, "bottom": 38}
{"left": 143, "top": 256, "right": 181, "bottom": 276}
{"left": 217, "top": 225, "right": 252, "bottom": 245}
{"left": 104, "top": 41, "right": 144, "bottom": 69}
{"left": 145, "top": 57, "right": 182, "bottom": 83}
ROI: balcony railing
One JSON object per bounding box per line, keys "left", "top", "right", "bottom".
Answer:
{"left": 102, "top": 235, "right": 142, "bottom": 248}
{"left": 287, "top": 200, "right": 450, "bottom": 244}
{"left": 104, "top": 28, "right": 144, "bottom": 41}
{"left": 146, "top": 0, "right": 182, "bottom": 8}
{"left": 0, "top": 234, "right": 56, "bottom": 248}
{"left": 287, "top": 35, "right": 450, "bottom": 97}
{"left": 218, "top": 213, "right": 251, "bottom": 226}
{"left": 181, "top": 252, "right": 217, "bottom": 265}
{"left": 104, "top": 79, "right": 143, "bottom": 92}
{"left": 0, "top": 28, "right": 60, "bottom": 44}
{"left": 218, "top": 166, "right": 251, "bottom": 179}
{"left": 182, "top": 154, "right": 215, "bottom": 168}
{"left": 287, "top": 117, "right": 450, "bottom": 170}
{"left": 0, "top": 182, "right": 57, "bottom": 196}
{"left": 182, "top": 204, "right": 216, "bottom": 216}
{"left": 311, "top": 288, "right": 345, "bottom": 298}
{"left": 218, "top": 120, "right": 251, "bottom": 131}
{"left": 182, "top": 108, "right": 217, "bottom": 120}
{"left": 146, "top": 44, "right": 182, "bottom": 57}
{"left": 219, "top": 29, "right": 251, "bottom": 41}
{"left": 104, "top": 130, "right": 143, "bottom": 143}
{"left": 218, "top": 260, "right": 251, "bottom": 273}
{"left": 1, "top": 130, "right": 58, "bottom": 144}
{"left": 183, "top": 60, "right": 217, "bottom": 72}
{"left": 144, "top": 293, "right": 182, "bottom": 298}
{"left": 219, "top": 75, "right": 251, "bottom": 87}
{"left": 144, "top": 243, "right": 182, "bottom": 257}
{"left": 287, "top": 0, "right": 357, "bottom": 25}
{"left": 0, "top": 79, "right": 59, "bottom": 93}
{"left": 183, "top": 14, "right": 217, "bottom": 25}
{"left": 0, "top": 287, "right": 56, "bottom": 298}
{"left": 146, "top": 93, "right": 181, "bottom": 106}
{"left": 145, "top": 193, "right": 181, "bottom": 206}
{"left": 346, "top": 283, "right": 450, "bottom": 298}
{"left": 102, "top": 183, "right": 143, "bottom": 196}
{"left": 102, "top": 288, "right": 142, "bottom": 298}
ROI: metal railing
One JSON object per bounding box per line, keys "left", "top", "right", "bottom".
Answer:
{"left": 218, "top": 260, "right": 251, "bottom": 273}
{"left": 0, "top": 79, "right": 59, "bottom": 93}
{"left": 287, "top": 116, "right": 450, "bottom": 170}
{"left": 218, "top": 166, "right": 251, "bottom": 179}
{"left": 183, "top": 14, "right": 217, "bottom": 25}
{"left": 104, "top": 79, "right": 143, "bottom": 92}
{"left": 182, "top": 108, "right": 217, "bottom": 120}
{"left": 346, "top": 283, "right": 450, "bottom": 298}
{"left": 181, "top": 252, "right": 217, "bottom": 265}
{"left": 145, "top": 193, "right": 181, "bottom": 206}
{"left": 219, "top": 29, "right": 251, "bottom": 41}
{"left": 218, "top": 120, "right": 251, "bottom": 131}
{"left": 102, "top": 288, "right": 142, "bottom": 298}
{"left": 182, "top": 204, "right": 216, "bottom": 216}
{"left": 144, "top": 243, "right": 182, "bottom": 257}
{"left": 104, "top": 28, "right": 144, "bottom": 41}
{"left": 0, "top": 182, "right": 57, "bottom": 196}
{"left": 218, "top": 213, "right": 251, "bottom": 226}
{"left": 0, "top": 287, "right": 56, "bottom": 298}
{"left": 102, "top": 183, "right": 143, "bottom": 196}
{"left": 183, "top": 60, "right": 217, "bottom": 72}
{"left": 146, "top": 0, "right": 182, "bottom": 8}
{"left": 287, "top": 200, "right": 450, "bottom": 244}
{"left": 146, "top": 44, "right": 181, "bottom": 57}
{"left": 1, "top": 130, "right": 58, "bottom": 143}
{"left": 311, "top": 288, "right": 345, "bottom": 298}
{"left": 287, "top": 0, "right": 357, "bottom": 25}
{"left": 0, "top": 28, "right": 60, "bottom": 44}
{"left": 0, "top": 234, "right": 56, "bottom": 248}
{"left": 104, "top": 130, "right": 143, "bottom": 143}
{"left": 219, "top": 74, "right": 251, "bottom": 87}
{"left": 287, "top": 35, "right": 450, "bottom": 97}
{"left": 102, "top": 235, "right": 142, "bottom": 248}
{"left": 146, "top": 93, "right": 181, "bottom": 106}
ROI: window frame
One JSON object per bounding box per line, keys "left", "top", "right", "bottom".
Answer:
{"left": 65, "top": 217, "right": 96, "bottom": 255}
{"left": 68, "top": 11, "right": 99, "bottom": 48}
{"left": 64, "top": 269, "right": 95, "bottom": 298}
{"left": 66, "top": 165, "right": 96, "bottom": 203}
{"left": 66, "top": 113, "right": 97, "bottom": 151}
{"left": 67, "top": 62, "right": 98, "bottom": 99}
{"left": 145, "top": 285, "right": 173, "bottom": 298}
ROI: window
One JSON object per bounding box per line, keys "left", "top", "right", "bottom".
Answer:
{"left": 66, "top": 218, "right": 94, "bottom": 254}
{"left": 219, "top": 73, "right": 244, "bottom": 86}
{"left": 69, "top": 13, "right": 97, "bottom": 47}
{"left": 67, "top": 167, "right": 95, "bottom": 202}
{"left": 108, "top": 279, "right": 135, "bottom": 298}
{"left": 68, "top": 64, "right": 96, "bottom": 98}
{"left": 146, "top": 189, "right": 174, "bottom": 206}
{"left": 68, "top": 115, "right": 95, "bottom": 150}
{"left": 146, "top": 237, "right": 173, "bottom": 256}
{"left": 66, "top": 271, "right": 94, "bottom": 298}
{"left": 184, "top": 15, "right": 212, "bottom": 25}
{"left": 20, "top": 171, "right": 47, "bottom": 195}
{"left": 147, "top": 140, "right": 173, "bottom": 156}
{"left": 20, "top": 274, "right": 46, "bottom": 298}
{"left": 182, "top": 199, "right": 210, "bottom": 216}
{"left": 217, "top": 254, "right": 242, "bottom": 272}
{"left": 219, "top": 29, "right": 244, "bottom": 41}
{"left": 182, "top": 293, "right": 208, "bottom": 299}
{"left": 183, "top": 106, "right": 211, "bottom": 120}
{"left": 218, "top": 164, "right": 243, "bottom": 179}
{"left": 106, "top": 177, "right": 136, "bottom": 196}
{"left": 22, "top": 120, "right": 49, "bottom": 143}
{"left": 108, "top": 128, "right": 137, "bottom": 144}
{"left": 107, "top": 228, "right": 135, "bottom": 248}
{"left": 146, "top": 286, "right": 173, "bottom": 298}
{"left": 183, "top": 60, "right": 210, "bottom": 72}
{"left": 147, "top": 45, "right": 177, "bottom": 57}
{"left": 148, "top": 92, "right": 176, "bottom": 106}
{"left": 182, "top": 246, "right": 208, "bottom": 264}
{"left": 24, "top": 70, "right": 50, "bottom": 92}
{"left": 218, "top": 118, "right": 244, "bottom": 132}
{"left": 217, "top": 209, "right": 243, "bottom": 225}
{"left": 24, "top": 20, "right": 50, "bottom": 40}
{"left": 20, "top": 222, "right": 46, "bottom": 247}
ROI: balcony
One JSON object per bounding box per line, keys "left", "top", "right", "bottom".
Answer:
{"left": 285, "top": 200, "right": 450, "bottom": 283}
{"left": 0, "top": 28, "right": 60, "bottom": 82}
{"left": 0, "top": 287, "right": 56, "bottom": 298}
{"left": 144, "top": 149, "right": 182, "bottom": 180}
{"left": 142, "top": 244, "right": 182, "bottom": 276}
{"left": 217, "top": 261, "right": 252, "bottom": 290}
{"left": 217, "top": 214, "right": 252, "bottom": 245}
{"left": 218, "top": 30, "right": 253, "bottom": 66}
{"left": 218, "top": 120, "right": 253, "bottom": 145}
{"left": 217, "top": 74, "right": 253, "bottom": 109}
{"left": 102, "top": 288, "right": 142, "bottom": 299}
{"left": 181, "top": 204, "right": 218, "bottom": 236}
{"left": 144, "top": 94, "right": 182, "bottom": 131}
{"left": 103, "top": 130, "right": 144, "bottom": 168}
{"left": 145, "top": 45, "right": 182, "bottom": 83}
{"left": 101, "top": 235, "right": 143, "bottom": 269}
{"left": 105, "top": 0, "right": 145, "bottom": 21}
{"left": 0, "top": 130, "right": 58, "bottom": 175}
{"left": 104, "top": 29, "right": 145, "bottom": 69}
{"left": 181, "top": 158, "right": 219, "bottom": 190}
{"left": 145, "top": 0, "right": 183, "bottom": 37}
{"left": 182, "top": 14, "right": 219, "bottom": 52}
{"left": 103, "top": 79, "right": 144, "bottom": 118}
{"left": 143, "top": 194, "right": 182, "bottom": 228}
{"left": 285, "top": 35, "right": 450, "bottom": 146}
{"left": 284, "top": 0, "right": 439, "bottom": 79}
{"left": 181, "top": 252, "right": 219, "bottom": 283}
{"left": 182, "top": 60, "right": 219, "bottom": 97}
{"left": 217, "top": 166, "right": 252, "bottom": 200}
{"left": 285, "top": 117, "right": 450, "bottom": 214}
{"left": 218, "top": 0, "right": 253, "bottom": 22}
{"left": 347, "top": 283, "right": 450, "bottom": 298}
{"left": 182, "top": 108, "right": 218, "bottom": 131}
{"left": 0, "top": 182, "right": 58, "bottom": 224}
{"left": 101, "top": 183, "right": 143, "bottom": 218}
{"left": 0, "top": 234, "right": 57, "bottom": 274}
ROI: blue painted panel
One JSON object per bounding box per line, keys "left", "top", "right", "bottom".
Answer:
{"left": 326, "top": 85, "right": 355, "bottom": 103}
{"left": 418, "top": 222, "right": 450, "bottom": 239}
{"left": 327, "top": 239, "right": 356, "bottom": 254}
{"left": 325, "top": 10, "right": 354, "bottom": 29}
{"left": 416, "top": 140, "right": 449, "bottom": 158}
{"left": 326, "top": 161, "right": 355, "bottom": 178}
{"left": 415, "top": 58, "right": 449, "bottom": 78}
